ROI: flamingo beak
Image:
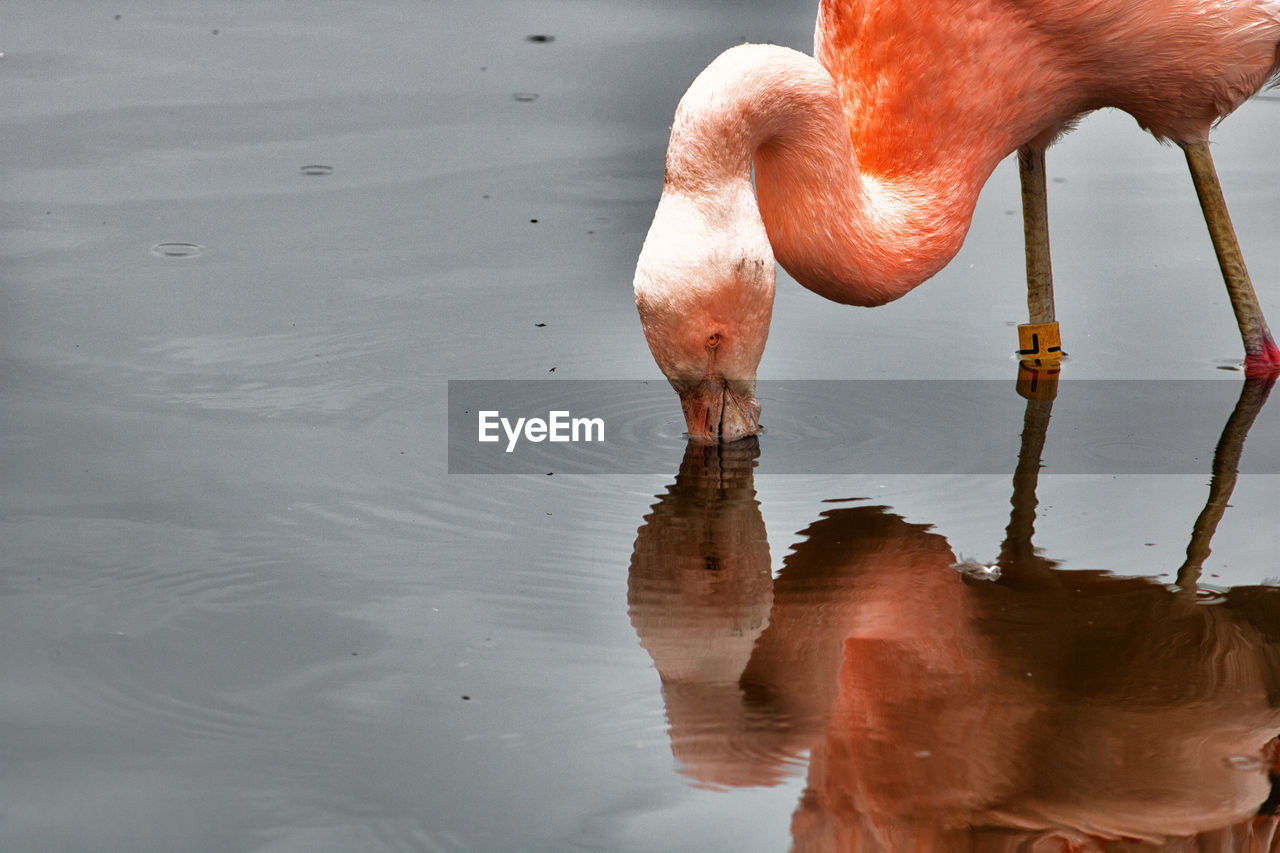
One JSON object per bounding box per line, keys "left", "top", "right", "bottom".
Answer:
{"left": 676, "top": 377, "right": 761, "bottom": 443}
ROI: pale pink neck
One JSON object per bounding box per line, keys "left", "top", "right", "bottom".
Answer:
{"left": 663, "top": 45, "right": 1002, "bottom": 307}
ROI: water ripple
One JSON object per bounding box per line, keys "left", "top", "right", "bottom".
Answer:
{"left": 63, "top": 630, "right": 269, "bottom": 742}
{"left": 134, "top": 330, "right": 403, "bottom": 419}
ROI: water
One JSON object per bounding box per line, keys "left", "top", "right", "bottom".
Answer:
{"left": 2, "top": 1, "right": 1278, "bottom": 851}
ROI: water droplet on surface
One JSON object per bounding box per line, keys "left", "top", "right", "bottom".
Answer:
{"left": 150, "top": 242, "right": 203, "bottom": 258}
{"left": 299, "top": 164, "right": 334, "bottom": 176}
{"left": 512, "top": 92, "right": 539, "bottom": 102}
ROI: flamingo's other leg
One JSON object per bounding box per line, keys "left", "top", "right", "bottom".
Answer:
{"left": 1016, "top": 144, "right": 1063, "bottom": 367}
{"left": 1181, "top": 140, "right": 1280, "bottom": 373}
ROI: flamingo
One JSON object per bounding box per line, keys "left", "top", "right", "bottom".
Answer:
{"left": 633, "top": 0, "right": 1280, "bottom": 442}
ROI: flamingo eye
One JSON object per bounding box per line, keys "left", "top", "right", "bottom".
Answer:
{"left": 706, "top": 333, "right": 721, "bottom": 348}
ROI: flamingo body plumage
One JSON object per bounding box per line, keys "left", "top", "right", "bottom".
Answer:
{"left": 634, "top": 0, "right": 1280, "bottom": 441}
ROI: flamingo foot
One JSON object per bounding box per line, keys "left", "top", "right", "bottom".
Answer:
{"left": 1243, "top": 330, "right": 1280, "bottom": 375}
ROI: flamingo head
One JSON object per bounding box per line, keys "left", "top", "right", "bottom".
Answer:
{"left": 633, "top": 189, "right": 775, "bottom": 443}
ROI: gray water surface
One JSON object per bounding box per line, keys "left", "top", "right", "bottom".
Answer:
{"left": 3, "top": 2, "right": 1279, "bottom": 851}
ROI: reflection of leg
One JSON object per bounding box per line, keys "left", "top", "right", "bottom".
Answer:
{"left": 1017, "top": 145, "right": 1063, "bottom": 365}
{"left": 1176, "top": 376, "right": 1277, "bottom": 590}
{"left": 999, "top": 392, "right": 1056, "bottom": 577}
{"left": 1181, "top": 141, "right": 1280, "bottom": 372}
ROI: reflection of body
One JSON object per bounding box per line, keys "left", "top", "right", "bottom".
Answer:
{"left": 630, "top": 378, "right": 1280, "bottom": 849}
{"left": 797, "top": 510, "right": 1280, "bottom": 850}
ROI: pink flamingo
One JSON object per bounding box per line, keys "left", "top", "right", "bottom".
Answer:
{"left": 634, "top": 0, "right": 1280, "bottom": 441}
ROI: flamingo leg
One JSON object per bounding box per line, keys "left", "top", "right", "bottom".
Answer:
{"left": 1019, "top": 145, "right": 1055, "bottom": 323}
{"left": 1181, "top": 140, "right": 1280, "bottom": 372}
{"left": 1016, "top": 144, "right": 1063, "bottom": 365}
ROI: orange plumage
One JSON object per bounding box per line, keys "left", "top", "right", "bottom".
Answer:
{"left": 635, "top": 0, "right": 1280, "bottom": 441}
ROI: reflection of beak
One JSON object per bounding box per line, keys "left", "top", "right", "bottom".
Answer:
{"left": 676, "top": 377, "right": 761, "bottom": 443}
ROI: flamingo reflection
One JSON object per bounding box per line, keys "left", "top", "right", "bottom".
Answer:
{"left": 629, "top": 375, "right": 1280, "bottom": 850}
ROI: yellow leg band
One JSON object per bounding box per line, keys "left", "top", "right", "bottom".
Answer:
{"left": 1017, "top": 321, "right": 1063, "bottom": 366}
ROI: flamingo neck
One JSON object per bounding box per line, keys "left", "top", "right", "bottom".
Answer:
{"left": 662, "top": 44, "right": 994, "bottom": 307}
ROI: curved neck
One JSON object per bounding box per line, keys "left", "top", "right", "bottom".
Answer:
{"left": 663, "top": 44, "right": 994, "bottom": 306}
